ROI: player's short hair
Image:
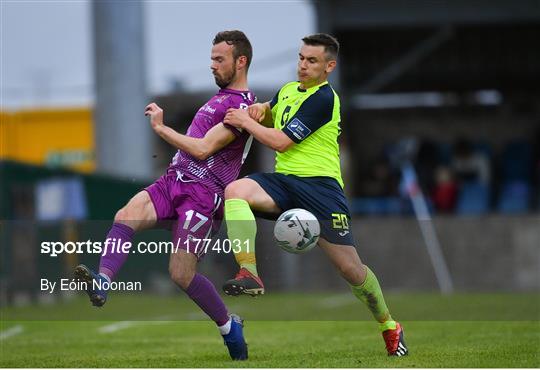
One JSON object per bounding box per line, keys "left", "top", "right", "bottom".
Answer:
{"left": 213, "top": 30, "right": 253, "bottom": 69}
{"left": 302, "top": 33, "right": 339, "bottom": 61}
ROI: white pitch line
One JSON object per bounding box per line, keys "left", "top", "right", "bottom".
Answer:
{"left": 99, "top": 308, "right": 244, "bottom": 333}
{"left": 98, "top": 321, "right": 137, "bottom": 333}
{"left": 98, "top": 318, "right": 172, "bottom": 334}
{"left": 0, "top": 325, "right": 24, "bottom": 341}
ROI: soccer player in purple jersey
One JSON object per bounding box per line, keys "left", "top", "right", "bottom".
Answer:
{"left": 74, "top": 30, "right": 255, "bottom": 361}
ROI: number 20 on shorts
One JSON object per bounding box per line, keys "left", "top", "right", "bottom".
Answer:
{"left": 331, "top": 213, "right": 349, "bottom": 230}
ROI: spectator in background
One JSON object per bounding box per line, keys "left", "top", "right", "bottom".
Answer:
{"left": 432, "top": 166, "right": 457, "bottom": 212}
{"left": 451, "top": 137, "right": 491, "bottom": 185}
{"left": 360, "top": 157, "right": 398, "bottom": 197}
{"left": 414, "top": 139, "right": 441, "bottom": 195}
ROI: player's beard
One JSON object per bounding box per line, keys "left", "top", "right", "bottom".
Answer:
{"left": 214, "top": 67, "right": 237, "bottom": 89}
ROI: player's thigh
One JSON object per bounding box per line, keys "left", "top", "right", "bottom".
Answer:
{"left": 168, "top": 249, "right": 197, "bottom": 289}
{"left": 172, "top": 184, "right": 220, "bottom": 259}
{"left": 115, "top": 190, "right": 157, "bottom": 231}
{"left": 318, "top": 238, "right": 366, "bottom": 285}
{"left": 225, "top": 178, "right": 281, "bottom": 214}
{"left": 292, "top": 177, "right": 354, "bottom": 246}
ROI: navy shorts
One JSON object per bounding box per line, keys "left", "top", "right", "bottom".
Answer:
{"left": 247, "top": 172, "right": 355, "bottom": 246}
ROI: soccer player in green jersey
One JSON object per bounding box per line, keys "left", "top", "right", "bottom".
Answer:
{"left": 222, "top": 33, "right": 408, "bottom": 356}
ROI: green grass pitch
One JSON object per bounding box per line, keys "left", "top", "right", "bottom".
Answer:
{"left": 1, "top": 293, "right": 539, "bottom": 367}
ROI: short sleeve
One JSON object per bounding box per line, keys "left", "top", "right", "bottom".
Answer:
{"left": 269, "top": 89, "right": 281, "bottom": 109}
{"left": 281, "top": 87, "right": 334, "bottom": 143}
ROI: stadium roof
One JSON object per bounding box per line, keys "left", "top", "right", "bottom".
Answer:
{"left": 313, "top": 0, "right": 540, "bottom": 94}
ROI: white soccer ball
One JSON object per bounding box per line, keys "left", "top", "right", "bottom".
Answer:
{"left": 274, "top": 208, "right": 320, "bottom": 254}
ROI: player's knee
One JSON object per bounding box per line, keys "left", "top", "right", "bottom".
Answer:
{"left": 169, "top": 265, "right": 195, "bottom": 290}
{"left": 114, "top": 207, "right": 130, "bottom": 223}
{"left": 225, "top": 180, "right": 249, "bottom": 200}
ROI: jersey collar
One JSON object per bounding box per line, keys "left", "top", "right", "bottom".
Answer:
{"left": 297, "top": 80, "right": 329, "bottom": 93}
{"left": 219, "top": 87, "right": 252, "bottom": 95}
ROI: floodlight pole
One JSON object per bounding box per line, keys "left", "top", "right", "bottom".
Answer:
{"left": 93, "top": 1, "right": 152, "bottom": 180}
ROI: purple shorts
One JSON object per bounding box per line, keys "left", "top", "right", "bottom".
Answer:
{"left": 145, "top": 170, "right": 223, "bottom": 259}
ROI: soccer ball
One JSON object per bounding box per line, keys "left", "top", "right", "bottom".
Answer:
{"left": 274, "top": 208, "right": 320, "bottom": 254}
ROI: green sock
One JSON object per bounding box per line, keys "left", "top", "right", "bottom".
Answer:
{"left": 224, "top": 199, "right": 258, "bottom": 276}
{"left": 351, "top": 266, "right": 396, "bottom": 332}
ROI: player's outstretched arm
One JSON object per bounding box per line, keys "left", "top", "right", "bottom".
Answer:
{"left": 224, "top": 108, "right": 294, "bottom": 153}
{"left": 145, "top": 102, "right": 236, "bottom": 160}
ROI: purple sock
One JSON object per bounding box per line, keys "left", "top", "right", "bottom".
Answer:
{"left": 99, "top": 223, "right": 134, "bottom": 280}
{"left": 185, "top": 273, "right": 229, "bottom": 326}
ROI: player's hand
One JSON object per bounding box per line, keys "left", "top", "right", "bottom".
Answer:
{"left": 224, "top": 108, "right": 251, "bottom": 129}
{"left": 144, "top": 103, "right": 164, "bottom": 131}
{"left": 248, "top": 103, "right": 266, "bottom": 123}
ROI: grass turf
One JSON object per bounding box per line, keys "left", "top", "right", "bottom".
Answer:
{"left": 1, "top": 293, "right": 539, "bottom": 367}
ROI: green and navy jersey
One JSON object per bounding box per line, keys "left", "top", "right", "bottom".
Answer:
{"left": 270, "top": 80, "right": 344, "bottom": 188}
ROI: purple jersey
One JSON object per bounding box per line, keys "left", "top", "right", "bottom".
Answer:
{"left": 169, "top": 88, "right": 256, "bottom": 197}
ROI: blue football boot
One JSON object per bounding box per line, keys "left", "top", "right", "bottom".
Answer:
{"left": 74, "top": 264, "right": 108, "bottom": 307}
{"left": 222, "top": 314, "right": 248, "bottom": 360}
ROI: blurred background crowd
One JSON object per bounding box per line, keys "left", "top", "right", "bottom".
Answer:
{"left": 353, "top": 133, "right": 540, "bottom": 215}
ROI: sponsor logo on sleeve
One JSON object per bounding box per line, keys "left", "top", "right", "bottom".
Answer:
{"left": 285, "top": 118, "right": 311, "bottom": 140}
